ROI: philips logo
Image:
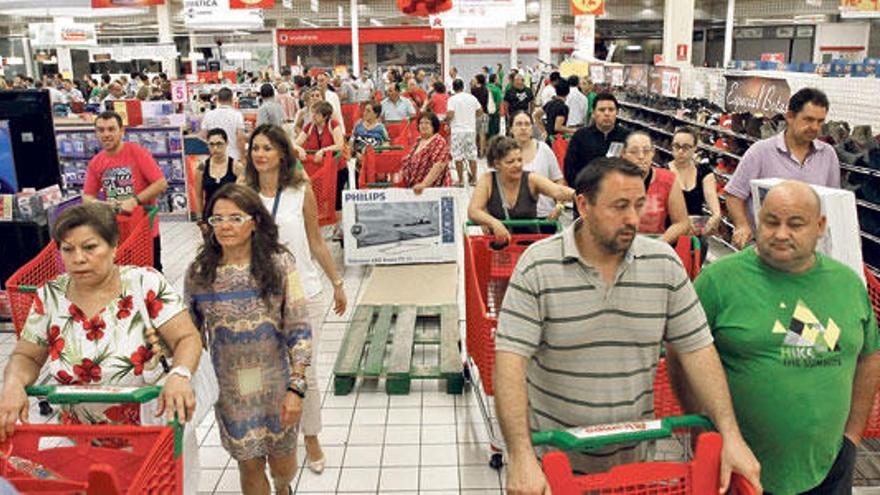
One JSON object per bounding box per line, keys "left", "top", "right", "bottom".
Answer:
{"left": 345, "top": 191, "right": 386, "bottom": 202}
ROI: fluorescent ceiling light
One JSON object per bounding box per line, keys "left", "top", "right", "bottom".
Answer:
{"left": 301, "top": 19, "right": 318, "bottom": 27}
{"left": 0, "top": 7, "right": 148, "bottom": 17}
{"left": 370, "top": 18, "right": 383, "bottom": 26}
{"left": 625, "top": 45, "right": 643, "bottom": 51}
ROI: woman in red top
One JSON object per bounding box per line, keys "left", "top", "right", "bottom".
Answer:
{"left": 293, "top": 101, "right": 344, "bottom": 164}
{"left": 404, "top": 79, "right": 427, "bottom": 110}
{"left": 402, "top": 112, "right": 451, "bottom": 193}
{"left": 621, "top": 131, "right": 690, "bottom": 244}
{"left": 423, "top": 81, "right": 449, "bottom": 119}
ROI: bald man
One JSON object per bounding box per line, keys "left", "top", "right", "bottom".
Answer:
{"left": 672, "top": 180, "right": 880, "bottom": 494}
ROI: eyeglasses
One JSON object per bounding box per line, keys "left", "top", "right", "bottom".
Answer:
{"left": 672, "top": 144, "right": 694, "bottom": 151}
{"left": 207, "top": 141, "right": 227, "bottom": 147}
{"left": 207, "top": 214, "right": 252, "bottom": 227}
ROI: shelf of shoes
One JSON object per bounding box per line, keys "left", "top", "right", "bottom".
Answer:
{"left": 841, "top": 163, "right": 880, "bottom": 179}
{"left": 619, "top": 100, "right": 759, "bottom": 144}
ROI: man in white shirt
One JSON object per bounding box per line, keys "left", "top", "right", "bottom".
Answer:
{"left": 60, "top": 80, "right": 84, "bottom": 104}
{"left": 538, "top": 71, "right": 560, "bottom": 107}
{"left": 445, "top": 66, "right": 460, "bottom": 93}
{"left": 316, "top": 72, "right": 345, "bottom": 134}
{"left": 199, "top": 87, "right": 247, "bottom": 161}
{"left": 102, "top": 82, "right": 126, "bottom": 103}
{"left": 381, "top": 84, "right": 416, "bottom": 121}
{"left": 446, "top": 79, "right": 483, "bottom": 186}
{"left": 565, "top": 75, "right": 589, "bottom": 128}
{"left": 353, "top": 72, "right": 375, "bottom": 105}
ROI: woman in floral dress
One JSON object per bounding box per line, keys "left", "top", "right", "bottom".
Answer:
{"left": 401, "top": 112, "right": 451, "bottom": 193}
{"left": 0, "top": 202, "right": 202, "bottom": 492}
{"left": 185, "top": 183, "right": 311, "bottom": 495}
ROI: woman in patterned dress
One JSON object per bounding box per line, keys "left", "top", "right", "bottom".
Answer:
{"left": 401, "top": 112, "right": 451, "bottom": 193}
{"left": 185, "top": 183, "right": 312, "bottom": 495}
{"left": 0, "top": 202, "right": 202, "bottom": 490}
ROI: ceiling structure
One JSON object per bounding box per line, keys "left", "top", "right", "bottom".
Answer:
{"left": 0, "top": 0, "right": 859, "bottom": 42}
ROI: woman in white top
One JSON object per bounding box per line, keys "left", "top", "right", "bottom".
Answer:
{"left": 509, "top": 111, "right": 567, "bottom": 220}
{"left": 242, "top": 123, "right": 348, "bottom": 475}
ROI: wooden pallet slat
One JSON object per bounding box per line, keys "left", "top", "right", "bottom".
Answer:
{"left": 438, "top": 304, "right": 464, "bottom": 394}
{"left": 385, "top": 305, "right": 418, "bottom": 395}
{"left": 333, "top": 305, "right": 374, "bottom": 395}
{"left": 363, "top": 305, "right": 394, "bottom": 377}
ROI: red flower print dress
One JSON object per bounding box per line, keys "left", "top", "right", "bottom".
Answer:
{"left": 20, "top": 266, "right": 186, "bottom": 425}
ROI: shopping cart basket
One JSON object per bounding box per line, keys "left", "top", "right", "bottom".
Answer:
{"left": 549, "top": 133, "right": 571, "bottom": 176}
{"left": 358, "top": 145, "right": 407, "bottom": 188}
{"left": 856, "top": 266, "right": 880, "bottom": 484}
{"left": 385, "top": 119, "right": 410, "bottom": 147}
{"left": 1, "top": 384, "right": 182, "bottom": 495}
{"left": 532, "top": 415, "right": 756, "bottom": 494}
{"left": 302, "top": 151, "right": 341, "bottom": 227}
{"left": 5, "top": 206, "right": 157, "bottom": 337}
{"left": 463, "top": 221, "right": 560, "bottom": 469}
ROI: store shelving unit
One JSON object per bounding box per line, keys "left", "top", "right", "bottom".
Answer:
{"left": 56, "top": 126, "right": 189, "bottom": 215}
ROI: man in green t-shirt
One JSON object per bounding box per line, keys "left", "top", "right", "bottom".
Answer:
{"left": 487, "top": 73, "right": 503, "bottom": 138}
{"left": 676, "top": 180, "right": 880, "bottom": 494}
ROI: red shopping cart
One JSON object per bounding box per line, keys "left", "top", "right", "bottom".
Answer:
{"left": 463, "top": 221, "right": 560, "bottom": 469}
{"left": 532, "top": 415, "right": 756, "bottom": 494}
{"left": 385, "top": 119, "right": 410, "bottom": 147}
{"left": 340, "top": 103, "right": 360, "bottom": 138}
{"left": 1, "top": 385, "right": 182, "bottom": 495}
{"left": 550, "top": 133, "right": 571, "bottom": 176}
{"left": 302, "top": 151, "right": 341, "bottom": 227}
{"left": 358, "top": 145, "right": 407, "bottom": 188}
{"left": 5, "top": 207, "right": 157, "bottom": 337}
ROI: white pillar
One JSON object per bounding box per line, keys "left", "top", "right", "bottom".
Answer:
{"left": 574, "top": 15, "right": 595, "bottom": 60}
{"left": 351, "top": 0, "right": 360, "bottom": 76}
{"left": 272, "top": 29, "right": 281, "bottom": 75}
{"left": 57, "top": 48, "right": 73, "bottom": 77}
{"left": 662, "top": 0, "right": 694, "bottom": 66}
{"left": 538, "top": 0, "right": 552, "bottom": 64}
{"left": 22, "top": 38, "right": 34, "bottom": 78}
{"left": 443, "top": 28, "right": 450, "bottom": 79}
{"left": 509, "top": 23, "right": 518, "bottom": 70}
{"left": 156, "top": 2, "right": 176, "bottom": 77}
{"left": 723, "top": 0, "right": 735, "bottom": 68}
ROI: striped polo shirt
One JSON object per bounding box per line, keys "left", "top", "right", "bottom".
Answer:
{"left": 496, "top": 220, "right": 713, "bottom": 471}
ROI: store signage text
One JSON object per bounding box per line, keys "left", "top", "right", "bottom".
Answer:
{"left": 724, "top": 75, "right": 791, "bottom": 116}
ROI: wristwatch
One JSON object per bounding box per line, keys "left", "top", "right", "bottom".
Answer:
{"left": 169, "top": 366, "right": 192, "bottom": 381}
{"left": 288, "top": 377, "right": 307, "bottom": 397}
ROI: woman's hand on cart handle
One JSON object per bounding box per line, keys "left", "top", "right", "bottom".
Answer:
{"left": 0, "top": 382, "right": 28, "bottom": 442}
{"left": 719, "top": 433, "right": 762, "bottom": 494}
{"left": 505, "top": 454, "right": 551, "bottom": 495}
{"left": 156, "top": 374, "right": 196, "bottom": 424}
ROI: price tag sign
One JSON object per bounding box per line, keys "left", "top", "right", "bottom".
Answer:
{"left": 661, "top": 70, "right": 680, "bottom": 98}
{"left": 172, "top": 80, "right": 188, "bottom": 104}
{"left": 610, "top": 67, "right": 624, "bottom": 87}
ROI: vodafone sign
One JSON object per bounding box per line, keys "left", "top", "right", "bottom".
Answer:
{"left": 276, "top": 27, "right": 443, "bottom": 46}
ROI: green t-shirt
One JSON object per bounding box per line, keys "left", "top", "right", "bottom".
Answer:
{"left": 487, "top": 84, "right": 502, "bottom": 115}
{"left": 695, "top": 248, "right": 879, "bottom": 494}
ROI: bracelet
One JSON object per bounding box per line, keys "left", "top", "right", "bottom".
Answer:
{"left": 333, "top": 279, "right": 344, "bottom": 288}
{"left": 287, "top": 386, "right": 305, "bottom": 398}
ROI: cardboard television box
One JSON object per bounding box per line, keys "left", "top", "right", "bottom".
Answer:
{"left": 750, "top": 178, "right": 864, "bottom": 284}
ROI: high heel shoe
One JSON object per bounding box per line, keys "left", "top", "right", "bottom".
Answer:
{"left": 307, "top": 456, "right": 326, "bottom": 474}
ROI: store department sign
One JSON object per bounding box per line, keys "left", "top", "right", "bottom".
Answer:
{"left": 429, "top": 0, "right": 525, "bottom": 29}
{"left": 277, "top": 27, "right": 443, "bottom": 46}
{"left": 230, "top": 0, "right": 274, "bottom": 7}
{"left": 724, "top": 75, "right": 790, "bottom": 116}
{"left": 29, "top": 23, "right": 96, "bottom": 47}
{"left": 91, "top": 0, "right": 164, "bottom": 6}
{"left": 184, "top": 0, "right": 264, "bottom": 29}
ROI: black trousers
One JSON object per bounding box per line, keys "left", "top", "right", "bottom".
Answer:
{"left": 766, "top": 437, "right": 856, "bottom": 495}
{"left": 153, "top": 235, "right": 163, "bottom": 273}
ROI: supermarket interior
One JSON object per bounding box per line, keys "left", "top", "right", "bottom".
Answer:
{"left": 6, "top": 0, "right": 880, "bottom": 494}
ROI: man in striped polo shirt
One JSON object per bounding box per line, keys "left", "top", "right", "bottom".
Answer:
{"left": 495, "top": 157, "right": 761, "bottom": 494}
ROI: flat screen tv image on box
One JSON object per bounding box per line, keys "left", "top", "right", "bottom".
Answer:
{"left": 351, "top": 201, "right": 440, "bottom": 249}
{"left": 0, "top": 120, "right": 17, "bottom": 193}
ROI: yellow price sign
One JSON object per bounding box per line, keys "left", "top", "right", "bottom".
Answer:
{"left": 571, "top": 0, "right": 604, "bottom": 16}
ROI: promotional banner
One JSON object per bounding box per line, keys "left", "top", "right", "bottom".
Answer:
{"left": 54, "top": 23, "right": 97, "bottom": 46}
{"left": 761, "top": 53, "right": 785, "bottom": 63}
{"left": 649, "top": 66, "right": 680, "bottom": 98}
{"left": 571, "top": 0, "right": 604, "bottom": 16}
{"left": 92, "top": 0, "right": 164, "bottom": 6}
{"left": 171, "top": 80, "right": 188, "bottom": 104}
{"left": 429, "top": 0, "right": 525, "bottom": 29}
{"left": 623, "top": 64, "right": 649, "bottom": 92}
{"left": 343, "top": 188, "right": 459, "bottom": 265}
{"left": 230, "top": 0, "right": 274, "bottom": 7}
{"left": 609, "top": 66, "right": 624, "bottom": 87}
{"left": 840, "top": 0, "right": 880, "bottom": 17}
{"left": 184, "top": 0, "right": 264, "bottom": 30}
{"left": 724, "top": 75, "right": 791, "bottom": 116}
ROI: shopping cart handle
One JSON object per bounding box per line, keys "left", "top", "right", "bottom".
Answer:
{"left": 25, "top": 385, "right": 163, "bottom": 405}
{"left": 465, "top": 219, "right": 562, "bottom": 231}
{"left": 531, "top": 414, "right": 714, "bottom": 451}
{"left": 374, "top": 145, "right": 405, "bottom": 151}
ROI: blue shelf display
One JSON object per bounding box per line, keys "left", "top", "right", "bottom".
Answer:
{"left": 55, "top": 126, "right": 188, "bottom": 214}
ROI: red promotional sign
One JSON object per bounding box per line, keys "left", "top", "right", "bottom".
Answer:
{"left": 230, "top": 0, "right": 274, "bottom": 8}
{"left": 571, "top": 0, "right": 604, "bottom": 16}
{"left": 276, "top": 27, "right": 444, "bottom": 46}
{"left": 676, "top": 44, "right": 688, "bottom": 62}
{"left": 761, "top": 53, "right": 786, "bottom": 63}
{"left": 91, "top": 0, "right": 164, "bottom": 7}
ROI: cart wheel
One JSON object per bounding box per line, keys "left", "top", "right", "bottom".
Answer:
{"left": 489, "top": 453, "right": 503, "bottom": 470}
{"left": 38, "top": 400, "right": 53, "bottom": 416}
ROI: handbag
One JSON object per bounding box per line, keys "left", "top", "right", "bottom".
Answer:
{"left": 135, "top": 281, "right": 219, "bottom": 429}
{"left": 487, "top": 89, "right": 497, "bottom": 115}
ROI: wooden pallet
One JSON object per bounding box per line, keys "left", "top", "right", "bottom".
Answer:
{"left": 333, "top": 304, "right": 463, "bottom": 395}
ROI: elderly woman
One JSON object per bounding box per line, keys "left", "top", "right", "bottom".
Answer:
{"left": 244, "top": 124, "right": 347, "bottom": 475}
{"left": 468, "top": 136, "right": 574, "bottom": 244}
{"left": 293, "top": 101, "right": 345, "bottom": 164}
{"left": 351, "top": 101, "right": 389, "bottom": 157}
{"left": 186, "top": 183, "right": 312, "bottom": 495}
{"left": 621, "top": 131, "right": 690, "bottom": 244}
{"left": 402, "top": 112, "right": 452, "bottom": 193}
{"left": 0, "top": 202, "right": 201, "bottom": 489}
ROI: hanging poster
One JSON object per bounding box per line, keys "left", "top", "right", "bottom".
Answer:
{"left": 571, "top": 0, "right": 604, "bottom": 16}
{"left": 343, "top": 188, "right": 459, "bottom": 265}
{"left": 724, "top": 75, "right": 791, "bottom": 116}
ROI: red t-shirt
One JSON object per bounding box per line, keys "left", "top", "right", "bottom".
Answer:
{"left": 430, "top": 93, "right": 449, "bottom": 116}
{"left": 303, "top": 120, "right": 340, "bottom": 151}
{"left": 639, "top": 167, "right": 676, "bottom": 235}
{"left": 84, "top": 142, "right": 164, "bottom": 236}
{"left": 405, "top": 89, "right": 427, "bottom": 109}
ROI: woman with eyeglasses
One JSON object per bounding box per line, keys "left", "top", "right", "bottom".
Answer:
{"left": 669, "top": 127, "right": 723, "bottom": 238}
{"left": 620, "top": 131, "right": 690, "bottom": 244}
{"left": 186, "top": 183, "right": 311, "bottom": 495}
{"left": 194, "top": 128, "right": 243, "bottom": 221}
{"left": 243, "top": 124, "right": 347, "bottom": 476}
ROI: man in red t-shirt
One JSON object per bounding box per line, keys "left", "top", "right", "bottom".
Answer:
{"left": 83, "top": 111, "right": 168, "bottom": 271}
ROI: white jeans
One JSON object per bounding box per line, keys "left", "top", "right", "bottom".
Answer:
{"left": 301, "top": 291, "right": 330, "bottom": 437}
